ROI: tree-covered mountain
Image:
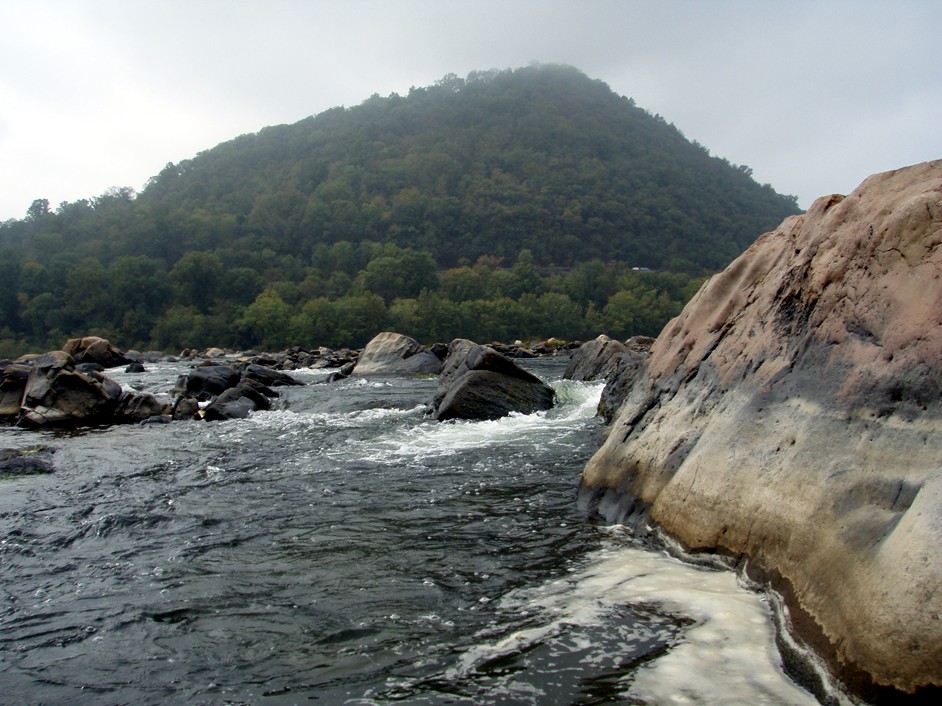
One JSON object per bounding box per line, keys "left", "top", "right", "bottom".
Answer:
{"left": 0, "top": 64, "right": 800, "bottom": 355}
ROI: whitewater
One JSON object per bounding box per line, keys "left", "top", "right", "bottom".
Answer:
{"left": 0, "top": 358, "right": 829, "bottom": 704}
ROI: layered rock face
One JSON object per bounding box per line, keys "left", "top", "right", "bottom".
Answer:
{"left": 581, "top": 161, "right": 942, "bottom": 698}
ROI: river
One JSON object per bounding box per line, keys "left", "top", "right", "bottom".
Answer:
{"left": 0, "top": 357, "right": 826, "bottom": 704}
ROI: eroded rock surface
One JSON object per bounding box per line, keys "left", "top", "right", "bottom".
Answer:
{"left": 581, "top": 161, "right": 942, "bottom": 699}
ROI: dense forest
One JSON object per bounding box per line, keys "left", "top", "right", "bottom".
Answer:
{"left": 0, "top": 64, "right": 800, "bottom": 357}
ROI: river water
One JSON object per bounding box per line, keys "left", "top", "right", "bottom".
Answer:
{"left": 0, "top": 358, "right": 825, "bottom": 705}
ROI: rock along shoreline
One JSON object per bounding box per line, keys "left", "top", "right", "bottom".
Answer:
{"left": 580, "top": 160, "right": 942, "bottom": 703}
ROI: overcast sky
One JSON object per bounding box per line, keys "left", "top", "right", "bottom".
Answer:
{"left": 2, "top": 0, "right": 940, "bottom": 221}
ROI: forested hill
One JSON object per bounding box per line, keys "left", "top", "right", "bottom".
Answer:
{"left": 0, "top": 64, "right": 801, "bottom": 355}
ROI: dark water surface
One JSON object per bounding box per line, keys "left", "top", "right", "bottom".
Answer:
{"left": 0, "top": 359, "right": 820, "bottom": 705}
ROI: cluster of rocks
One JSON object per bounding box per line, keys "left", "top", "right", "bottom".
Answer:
{"left": 2, "top": 332, "right": 582, "bottom": 430}
{"left": 179, "top": 345, "right": 360, "bottom": 372}
{"left": 1, "top": 338, "right": 166, "bottom": 428}
{"left": 491, "top": 337, "right": 580, "bottom": 359}
{"left": 0, "top": 336, "right": 320, "bottom": 428}
{"left": 350, "top": 332, "right": 557, "bottom": 420}
{"left": 171, "top": 362, "right": 304, "bottom": 421}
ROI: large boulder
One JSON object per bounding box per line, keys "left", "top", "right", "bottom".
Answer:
{"left": 17, "top": 351, "right": 124, "bottom": 428}
{"left": 580, "top": 161, "right": 942, "bottom": 700}
{"left": 430, "top": 339, "right": 555, "bottom": 421}
{"left": 62, "top": 336, "right": 131, "bottom": 368}
{"left": 351, "top": 332, "right": 443, "bottom": 376}
{"left": 0, "top": 362, "right": 31, "bottom": 421}
{"left": 565, "top": 335, "right": 653, "bottom": 422}
{"left": 564, "top": 335, "right": 630, "bottom": 381}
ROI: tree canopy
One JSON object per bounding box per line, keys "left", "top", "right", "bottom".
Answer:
{"left": 0, "top": 64, "right": 800, "bottom": 356}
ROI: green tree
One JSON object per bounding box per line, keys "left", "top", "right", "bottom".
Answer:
{"left": 357, "top": 247, "right": 438, "bottom": 303}
{"left": 169, "top": 251, "right": 224, "bottom": 312}
{"left": 25, "top": 198, "right": 51, "bottom": 221}
{"left": 508, "top": 249, "right": 544, "bottom": 298}
{"left": 152, "top": 305, "right": 207, "bottom": 351}
{"left": 441, "top": 266, "right": 486, "bottom": 302}
{"left": 61, "top": 259, "right": 110, "bottom": 333}
{"left": 109, "top": 255, "right": 173, "bottom": 343}
{"left": 331, "top": 294, "right": 387, "bottom": 348}
{"left": 239, "top": 289, "right": 293, "bottom": 350}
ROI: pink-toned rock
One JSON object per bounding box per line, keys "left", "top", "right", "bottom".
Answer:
{"left": 581, "top": 161, "right": 942, "bottom": 699}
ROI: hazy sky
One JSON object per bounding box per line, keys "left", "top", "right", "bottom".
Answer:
{"left": 2, "top": 0, "right": 940, "bottom": 221}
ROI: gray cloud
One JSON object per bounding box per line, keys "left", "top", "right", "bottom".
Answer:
{"left": 2, "top": 0, "right": 940, "bottom": 220}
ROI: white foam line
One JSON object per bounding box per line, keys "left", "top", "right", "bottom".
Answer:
{"left": 455, "top": 542, "right": 822, "bottom": 705}
{"left": 348, "top": 380, "right": 605, "bottom": 461}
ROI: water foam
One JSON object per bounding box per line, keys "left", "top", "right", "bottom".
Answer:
{"left": 349, "top": 378, "right": 605, "bottom": 462}
{"left": 453, "top": 532, "right": 822, "bottom": 705}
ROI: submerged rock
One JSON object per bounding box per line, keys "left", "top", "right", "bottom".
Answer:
{"left": 351, "top": 332, "right": 443, "bottom": 376}
{"left": 203, "top": 383, "right": 272, "bottom": 421}
{"left": 242, "top": 363, "right": 304, "bottom": 388}
{"left": 0, "top": 446, "right": 56, "bottom": 477}
{"left": 580, "top": 161, "right": 942, "bottom": 700}
{"left": 115, "top": 390, "right": 167, "bottom": 423}
{"left": 430, "top": 339, "right": 555, "bottom": 421}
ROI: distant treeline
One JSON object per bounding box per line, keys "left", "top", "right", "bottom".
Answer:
{"left": 0, "top": 239, "right": 702, "bottom": 356}
{"left": 0, "top": 64, "right": 799, "bottom": 356}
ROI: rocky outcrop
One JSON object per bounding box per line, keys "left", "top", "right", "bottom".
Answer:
{"left": 597, "top": 337, "right": 654, "bottom": 424}
{"left": 171, "top": 361, "right": 302, "bottom": 421}
{"left": 1, "top": 349, "right": 168, "bottom": 428}
{"left": 351, "top": 332, "right": 443, "bottom": 376}
{"left": 0, "top": 362, "right": 31, "bottom": 420}
{"left": 430, "top": 339, "right": 555, "bottom": 421}
{"left": 62, "top": 336, "right": 131, "bottom": 368}
{"left": 14, "top": 350, "right": 164, "bottom": 428}
{"left": 580, "top": 161, "right": 942, "bottom": 700}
